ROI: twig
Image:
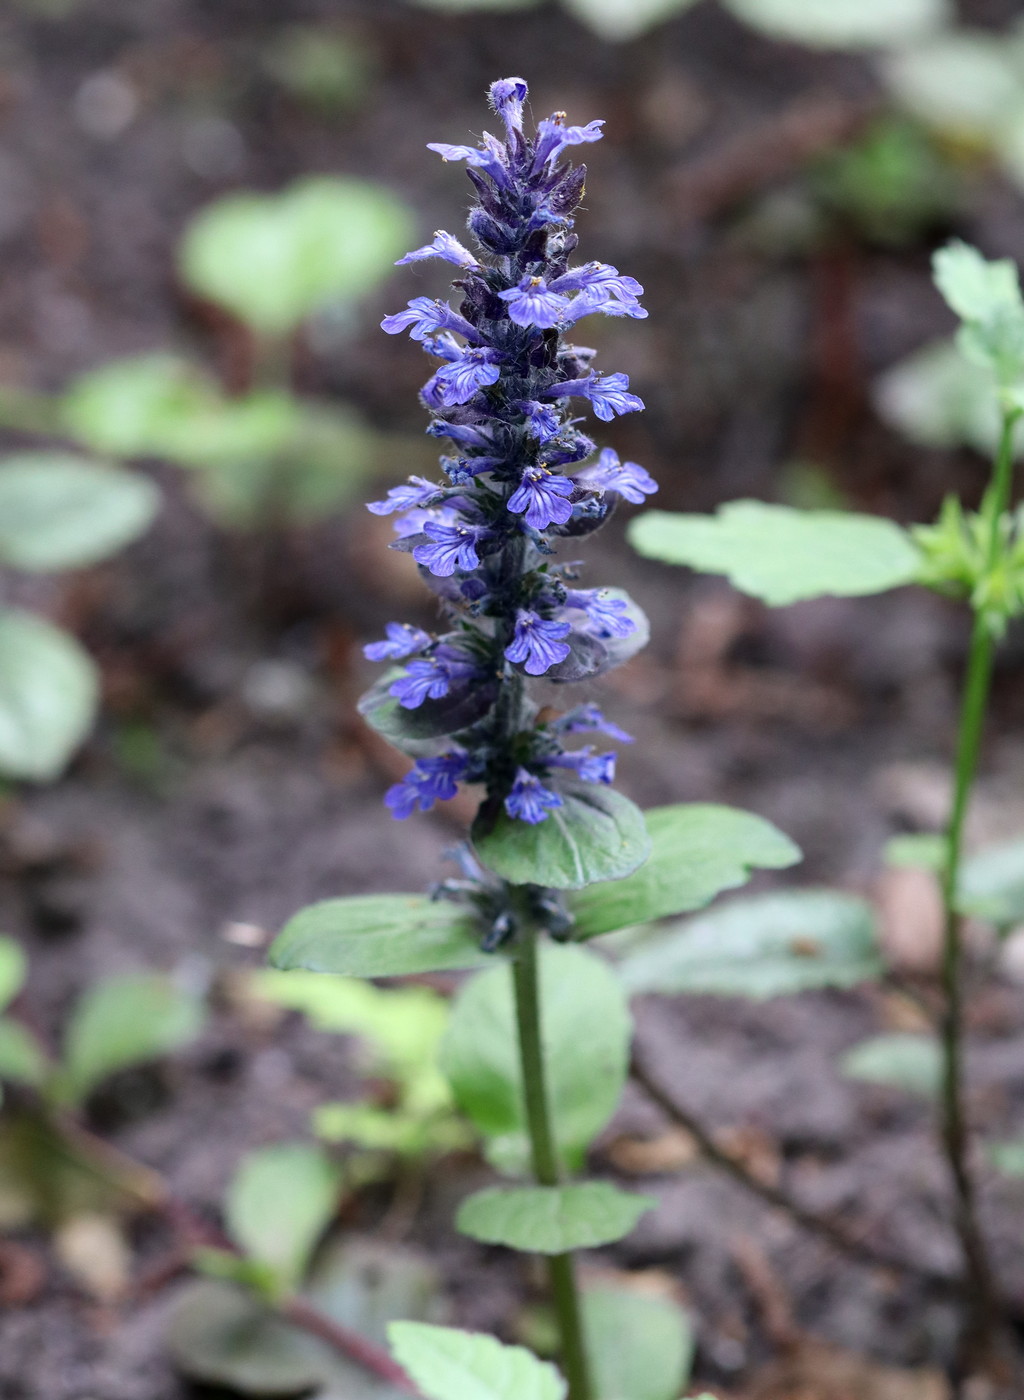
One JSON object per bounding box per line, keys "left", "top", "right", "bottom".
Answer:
{"left": 282, "top": 1295, "right": 419, "bottom": 1393}
{"left": 630, "top": 1044, "right": 960, "bottom": 1292}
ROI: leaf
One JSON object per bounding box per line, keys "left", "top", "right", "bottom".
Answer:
{"left": 306, "top": 1237, "right": 445, "bottom": 1346}
{"left": 58, "top": 972, "right": 204, "bottom": 1105}
{"left": 957, "top": 837, "right": 1024, "bottom": 928}
{"left": 0, "top": 608, "right": 98, "bottom": 782}
{"left": 722, "top": 0, "right": 950, "bottom": 49}
{"left": 0, "top": 454, "right": 159, "bottom": 571}
{"left": 389, "top": 1321, "right": 565, "bottom": 1400}
{"left": 0, "top": 937, "right": 27, "bottom": 1012}
{"left": 226, "top": 1143, "right": 341, "bottom": 1293}
{"left": 986, "top": 1138, "right": 1024, "bottom": 1177}
{"left": 473, "top": 785, "right": 652, "bottom": 892}
{"left": 456, "top": 1183, "right": 655, "bottom": 1254}
{"left": 618, "top": 889, "right": 882, "bottom": 999}
{"left": 268, "top": 895, "right": 493, "bottom": 978}
{"left": 0, "top": 1018, "right": 49, "bottom": 1087}
{"left": 873, "top": 338, "right": 1016, "bottom": 458}
{"left": 582, "top": 1286, "right": 694, "bottom": 1400}
{"left": 179, "top": 177, "right": 414, "bottom": 336}
{"left": 884, "top": 31, "right": 1023, "bottom": 141}
{"left": 440, "top": 943, "right": 631, "bottom": 1174}
{"left": 840, "top": 1032, "right": 941, "bottom": 1098}
{"left": 628, "top": 502, "right": 921, "bottom": 605}
{"left": 359, "top": 671, "right": 498, "bottom": 756}
{"left": 884, "top": 833, "right": 948, "bottom": 872}
{"left": 571, "top": 803, "right": 800, "bottom": 940}
{"left": 932, "top": 240, "right": 1023, "bottom": 327}
{"left": 61, "top": 354, "right": 217, "bottom": 458}
{"left": 561, "top": 0, "right": 698, "bottom": 42}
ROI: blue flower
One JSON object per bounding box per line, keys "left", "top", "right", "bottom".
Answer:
{"left": 563, "top": 588, "right": 636, "bottom": 639}
{"left": 489, "top": 77, "right": 528, "bottom": 136}
{"left": 413, "top": 519, "right": 487, "bottom": 577}
{"left": 498, "top": 276, "right": 572, "bottom": 329}
{"left": 552, "top": 262, "right": 646, "bottom": 321}
{"left": 508, "top": 468, "right": 575, "bottom": 530}
{"left": 430, "top": 348, "right": 503, "bottom": 406}
{"left": 381, "top": 297, "right": 479, "bottom": 344}
{"left": 426, "top": 420, "right": 493, "bottom": 448}
{"left": 557, "top": 703, "right": 634, "bottom": 743}
{"left": 505, "top": 609, "right": 572, "bottom": 675}
{"left": 533, "top": 116, "right": 605, "bottom": 170}
{"left": 426, "top": 133, "right": 509, "bottom": 186}
{"left": 551, "top": 746, "right": 616, "bottom": 785}
{"left": 545, "top": 373, "right": 645, "bottom": 422}
{"left": 388, "top": 645, "right": 477, "bottom": 709}
{"left": 520, "top": 401, "right": 562, "bottom": 442}
{"left": 396, "top": 231, "right": 479, "bottom": 269}
{"left": 364, "top": 622, "right": 431, "bottom": 661}
{"left": 367, "top": 476, "right": 441, "bottom": 516}
{"left": 386, "top": 752, "right": 468, "bottom": 820}
{"left": 505, "top": 767, "right": 564, "bottom": 824}
{"left": 575, "top": 447, "right": 658, "bottom": 503}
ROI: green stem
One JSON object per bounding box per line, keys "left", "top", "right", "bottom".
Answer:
{"left": 512, "top": 926, "right": 594, "bottom": 1400}
{"left": 938, "top": 407, "right": 1020, "bottom": 1362}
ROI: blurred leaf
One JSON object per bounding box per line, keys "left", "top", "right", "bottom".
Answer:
{"left": 226, "top": 1143, "right": 341, "bottom": 1294}
{"left": 561, "top": 0, "right": 698, "bottom": 42}
{"left": 58, "top": 972, "right": 204, "bottom": 1105}
{"left": 440, "top": 943, "right": 631, "bottom": 1174}
{"left": 571, "top": 803, "right": 800, "bottom": 940}
{"left": 582, "top": 1286, "right": 694, "bottom": 1400}
{"left": 986, "top": 1138, "right": 1024, "bottom": 1177}
{"left": 0, "top": 1018, "right": 49, "bottom": 1087}
{"left": 0, "top": 454, "right": 158, "bottom": 572}
{"left": 269, "top": 895, "right": 492, "bottom": 978}
{"left": 179, "top": 177, "right": 415, "bottom": 337}
{"left": 264, "top": 26, "right": 373, "bottom": 113}
{"left": 629, "top": 502, "right": 920, "bottom": 604}
{"left": 884, "top": 833, "right": 948, "bottom": 872}
{"left": 0, "top": 608, "right": 98, "bottom": 783}
{"left": 722, "top": 0, "right": 950, "bottom": 49}
{"left": 61, "top": 354, "right": 217, "bottom": 459}
{"left": 389, "top": 1322, "right": 565, "bottom": 1400}
{"left": 884, "top": 31, "right": 1023, "bottom": 141}
{"left": 408, "top": 0, "right": 539, "bottom": 9}
{"left": 307, "top": 1237, "right": 445, "bottom": 1344}
{"left": 0, "top": 937, "right": 27, "bottom": 1012}
{"left": 873, "top": 338, "right": 1016, "bottom": 457}
{"left": 619, "top": 889, "right": 882, "bottom": 999}
{"left": 957, "top": 836, "right": 1024, "bottom": 928}
{"left": 933, "top": 240, "right": 1023, "bottom": 326}
{"left": 840, "top": 1032, "right": 941, "bottom": 1098}
{"left": 457, "top": 1183, "right": 655, "bottom": 1254}
{"left": 473, "top": 785, "right": 652, "bottom": 892}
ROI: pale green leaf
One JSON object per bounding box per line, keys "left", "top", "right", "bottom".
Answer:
{"left": 389, "top": 1322, "right": 565, "bottom": 1400}
{"left": 473, "top": 785, "right": 652, "bottom": 891}
{"left": 0, "top": 454, "right": 158, "bottom": 572}
{"left": 619, "top": 889, "right": 882, "bottom": 999}
{"left": 440, "top": 944, "right": 631, "bottom": 1174}
{"left": 0, "top": 608, "right": 98, "bottom": 782}
{"left": 932, "top": 240, "right": 1022, "bottom": 327}
{"left": 306, "top": 1237, "right": 445, "bottom": 1347}
{"left": 59, "top": 972, "right": 204, "bottom": 1104}
{"left": 583, "top": 1286, "right": 694, "bottom": 1400}
{"left": 61, "top": 354, "right": 217, "bottom": 459}
{"left": 628, "top": 502, "right": 921, "bottom": 605}
{"left": 987, "top": 1138, "right": 1024, "bottom": 1177}
{"left": 561, "top": 0, "right": 698, "bottom": 42}
{"left": 884, "top": 32, "right": 1023, "bottom": 141}
{"left": 408, "top": 0, "right": 539, "bottom": 10}
{"left": 456, "top": 1182, "right": 655, "bottom": 1254}
{"left": 957, "top": 837, "right": 1024, "bottom": 928}
{"left": 179, "top": 177, "right": 414, "bottom": 336}
{"left": 0, "top": 1018, "right": 49, "bottom": 1087}
{"left": 884, "top": 833, "right": 947, "bottom": 871}
{"left": 841, "top": 1032, "right": 941, "bottom": 1098}
{"left": 873, "top": 339, "right": 1015, "bottom": 457}
{"left": 571, "top": 803, "right": 800, "bottom": 940}
{"left": 0, "top": 937, "right": 27, "bottom": 1012}
{"left": 226, "top": 1143, "right": 341, "bottom": 1292}
{"left": 268, "top": 895, "right": 492, "bottom": 978}
{"left": 723, "top": 0, "right": 950, "bottom": 49}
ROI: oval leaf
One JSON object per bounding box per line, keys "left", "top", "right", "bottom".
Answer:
{"left": 619, "top": 889, "right": 882, "bottom": 999}
{"left": 440, "top": 943, "right": 631, "bottom": 1174}
{"left": 389, "top": 1322, "right": 565, "bottom": 1400}
{"left": 473, "top": 785, "right": 652, "bottom": 891}
{"left": 958, "top": 836, "right": 1024, "bottom": 929}
{"left": 269, "top": 895, "right": 492, "bottom": 978}
{"left": 0, "top": 1018, "right": 50, "bottom": 1087}
{"left": 723, "top": 0, "right": 950, "bottom": 48}
{"left": 456, "top": 1182, "right": 655, "bottom": 1254}
{"left": 226, "top": 1143, "right": 341, "bottom": 1291}
{"left": 0, "top": 608, "right": 98, "bottom": 782}
{"left": 571, "top": 803, "right": 800, "bottom": 940}
{"left": 884, "top": 32, "right": 1022, "bottom": 142}
{"left": 873, "top": 338, "right": 1012, "bottom": 458}
{"left": 840, "top": 1032, "right": 941, "bottom": 1098}
{"left": 582, "top": 1286, "right": 694, "bottom": 1400}
{"left": 61, "top": 354, "right": 218, "bottom": 459}
{"left": 629, "top": 501, "right": 921, "bottom": 605}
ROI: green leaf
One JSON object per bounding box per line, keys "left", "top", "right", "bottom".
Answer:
{"left": 884, "top": 31, "right": 1023, "bottom": 142}
{"left": 0, "top": 454, "right": 158, "bottom": 572}
{"left": 389, "top": 1321, "right": 565, "bottom": 1400}
{"left": 933, "top": 241, "right": 1022, "bottom": 327}
{"left": 840, "top": 1032, "right": 941, "bottom": 1098}
{"left": 0, "top": 1018, "right": 49, "bottom": 1087}
{"left": 456, "top": 1183, "right": 655, "bottom": 1254}
{"left": 306, "top": 1237, "right": 445, "bottom": 1347}
{"left": 179, "top": 177, "right": 414, "bottom": 336}
{"left": 561, "top": 0, "right": 698, "bottom": 41}
{"left": 226, "top": 1143, "right": 341, "bottom": 1293}
{"left": 473, "top": 785, "right": 652, "bottom": 892}
{"left": 957, "top": 837, "right": 1024, "bottom": 928}
{"left": 571, "top": 803, "right": 800, "bottom": 940}
{"left": 619, "top": 889, "right": 882, "bottom": 999}
{"left": 440, "top": 944, "right": 631, "bottom": 1174}
{"left": 582, "top": 1286, "right": 694, "bottom": 1400}
{"left": 722, "top": 0, "right": 949, "bottom": 49}
{"left": 628, "top": 502, "right": 921, "bottom": 605}
{"left": 884, "top": 833, "right": 948, "bottom": 872}
{"left": 61, "top": 354, "right": 217, "bottom": 459}
{"left": 58, "top": 972, "right": 204, "bottom": 1105}
{"left": 268, "top": 895, "right": 492, "bottom": 978}
{"left": 359, "top": 670, "right": 498, "bottom": 757}
{"left": 0, "top": 937, "right": 27, "bottom": 1012}
{"left": 873, "top": 338, "right": 1017, "bottom": 458}
{"left": 0, "top": 608, "right": 98, "bottom": 782}
{"left": 986, "top": 1138, "right": 1024, "bottom": 1177}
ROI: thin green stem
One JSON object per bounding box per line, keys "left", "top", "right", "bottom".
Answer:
{"left": 512, "top": 926, "right": 593, "bottom": 1400}
{"left": 938, "top": 407, "right": 1020, "bottom": 1364}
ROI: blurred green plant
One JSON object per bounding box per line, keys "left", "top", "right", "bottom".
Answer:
{"left": 262, "top": 26, "right": 375, "bottom": 114}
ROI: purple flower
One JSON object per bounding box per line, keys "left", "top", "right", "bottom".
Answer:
{"left": 559, "top": 703, "right": 634, "bottom": 743}
{"left": 367, "top": 476, "right": 440, "bottom": 516}
{"left": 520, "top": 400, "right": 561, "bottom": 442}
{"left": 508, "top": 468, "right": 575, "bottom": 530}
{"left": 489, "top": 77, "right": 528, "bottom": 136}
{"left": 551, "top": 746, "right": 616, "bottom": 785}
{"left": 381, "top": 297, "right": 479, "bottom": 344}
{"left": 544, "top": 373, "right": 645, "bottom": 422}
{"left": 426, "top": 420, "right": 493, "bottom": 448}
{"left": 430, "top": 348, "right": 503, "bottom": 406}
{"left": 364, "top": 622, "right": 432, "bottom": 662}
{"left": 388, "top": 645, "right": 477, "bottom": 709}
{"left": 396, "top": 231, "right": 479, "bottom": 269}
{"left": 498, "top": 276, "right": 572, "bottom": 329}
{"left": 505, "top": 609, "right": 572, "bottom": 675}
{"left": 386, "top": 752, "right": 469, "bottom": 820}
{"left": 553, "top": 262, "right": 646, "bottom": 321}
{"left": 426, "top": 133, "right": 509, "bottom": 186}
{"left": 505, "top": 767, "right": 564, "bottom": 824}
{"left": 575, "top": 447, "right": 658, "bottom": 503}
{"left": 413, "top": 519, "right": 487, "bottom": 577}
{"left": 533, "top": 116, "right": 605, "bottom": 170}
{"left": 563, "top": 588, "right": 636, "bottom": 639}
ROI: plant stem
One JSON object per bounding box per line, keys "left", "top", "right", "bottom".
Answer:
{"left": 512, "top": 926, "right": 593, "bottom": 1400}
{"left": 938, "top": 408, "right": 1020, "bottom": 1363}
